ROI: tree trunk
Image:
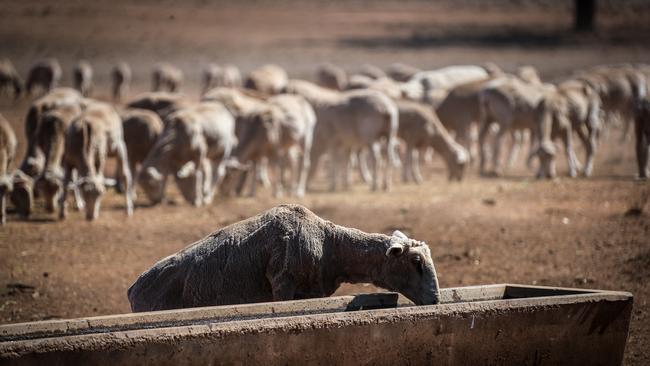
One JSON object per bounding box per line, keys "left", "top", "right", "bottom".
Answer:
{"left": 574, "top": 0, "right": 596, "bottom": 32}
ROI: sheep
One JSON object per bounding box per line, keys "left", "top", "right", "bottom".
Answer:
{"left": 346, "top": 74, "right": 375, "bottom": 90}
{"left": 529, "top": 89, "right": 582, "bottom": 179}
{"left": 316, "top": 63, "right": 347, "bottom": 90}
{"left": 138, "top": 102, "right": 236, "bottom": 206}
{"left": 554, "top": 79, "right": 602, "bottom": 177}
{"left": 0, "top": 114, "right": 17, "bottom": 225}
{"left": 244, "top": 64, "right": 288, "bottom": 95}
{"left": 59, "top": 101, "right": 134, "bottom": 220}
{"left": 33, "top": 103, "right": 84, "bottom": 213}
{"left": 386, "top": 63, "right": 420, "bottom": 82}
{"left": 26, "top": 58, "right": 62, "bottom": 96}
{"left": 477, "top": 76, "right": 552, "bottom": 176}
{"left": 635, "top": 98, "right": 650, "bottom": 179}
{"left": 128, "top": 204, "right": 440, "bottom": 311}
{"left": 575, "top": 65, "right": 646, "bottom": 141}
{"left": 126, "top": 92, "right": 191, "bottom": 121}
{"left": 202, "top": 87, "right": 274, "bottom": 191}
{"left": 152, "top": 63, "right": 183, "bottom": 93}
{"left": 73, "top": 60, "right": 93, "bottom": 97}
{"left": 111, "top": 62, "right": 132, "bottom": 103}
{"left": 358, "top": 64, "right": 387, "bottom": 80}
{"left": 0, "top": 58, "right": 24, "bottom": 99}
{"left": 396, "top": 100, "right": 468, "bottom": 182}
{"left": 223, "top": 94, "right": 316, "bottom": 198}
{"left": 116, "top": 109, "right": 164, "bottom": 196}
{"left": 285, "top": 80, "right": 398, "bottom": 192}
{"left": 201, "top": 63, "right": 242, "bottom": 95}
{"left": 20, "top": 88, "right": 85, "bottom": 178}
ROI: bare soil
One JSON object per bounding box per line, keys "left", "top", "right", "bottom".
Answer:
{"left": 0, "top": 1, "right": 649, "bottom": 364}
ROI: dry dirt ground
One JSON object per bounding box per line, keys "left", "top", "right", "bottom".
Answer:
{"left": 1, "top": 0, "right": 649, "bottom": 364}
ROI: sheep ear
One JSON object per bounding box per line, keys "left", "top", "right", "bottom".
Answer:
{"left": 392, "top": 230, "right": 408, "bottom": 240}
{"left": 386, "top": 243, "right": 405, "bottom": 257}
{"left": 177, "top": 161, "right": 196, "bottom": 179}
{"left": 147, "top": 167, "right": 163, "bottom": 181}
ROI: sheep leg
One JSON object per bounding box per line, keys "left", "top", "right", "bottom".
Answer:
{"left": 248, "top": 160, "right": 259, "bottom": 197}
{"left": 576, "top": 125, "right": 596, "bottom": 177}
{"left": 58, "top": 167, "right": 72, "bottom": 220}
{"left": 506, "top": 130, "right": 522, "bottom": 169}
{"left": 342, "top": 148, "right": 353, "bottom": 191}
{"left": 201, "top": 158, "right": 214, "bottom": 205}
{"left": 0, "top": 192, "right": 6, "bottom": 225}
{"left": 296, "top": 135, "right": 312, "bottom": 198}
{"left": 70, "top": 170, "right": 85, "bottom": 211}
{"left": 258, "top": 158, "right": 272, "bottom": 188}
{"left": 560, "top": 128, "right": 579, "bottom": 178}
{"left": 411, "top": 148, "right": 424, "bottom": 184}
{"left": 329, "top": 148, "right": 340, "bottom": 192}
{"left": 384, "top": 139, "right": 394, "bottom": 192}
{"left": 636, "top": 118, "right": 649, "bottom": 179}
{"left": 491, "top": 127, "right": 507, "bottom": 176}
{"left": 402, "top": 145, "right": 412, "bottom": 183}
{"left": 368, "top": 142, "right": 382, "bottom": 191}
{"left": 478, "top": 122, "right": 492, "bottom": 176}
{"left": 115, "top": 142, "right": 134, "bottom": 216}
{"left": 270, "top": 153, "right": 284, "bottom": 198}
{"left": 357, "top": 149, "right": 372, "bottom": 184}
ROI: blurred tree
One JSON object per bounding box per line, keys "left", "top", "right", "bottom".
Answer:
{"left": 575, "top": 0, "right": 596, "bottom": 31}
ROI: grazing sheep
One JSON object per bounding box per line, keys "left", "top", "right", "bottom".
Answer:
{"left": 202, "top": 87, "right": 275, "bottom": 191}
{"left": 477, "top": 76, "right": 552, "bottom": 176}
{"left": 316, "top": 63, "right": 347, "bottom": 90}
{"left": 20, "top": 88, "right": 85, "bottom": 178}
{"left": 635, "top": 98, "right": 650, "bottom": 179}
{"left": 126, "top": 92, "right": 191, "bottom": 121}
{"left": 138, "top": 102, "right": 236, "bottom": 206}
{"left": 386, "top": 63, "right": 420, "bottom": 82}
{"left": 0, "top": 58, "right": 24, "bottom": 99}
{"left": 575, "top": 65, "right": 646, "bottom": 141}
{"left": 128, "top": 204, "right": 440, "bottom": 311}
{"left": 244, "top": 64, "right": 288, "bottom": 95}
{"left": 346, "top": 74, "right": 375, "bottom": 90}
{"left": 111, "top": 62, "right": 132, "bottom": 103}
{"left": 359, "top": 64, "right": 387, "bottom": 80}
{"left": 286, "top": 80, "right": 398, "bottom": 192}
{"left": 223, "top": 94, "right": 316, "bottom": 198}
{"left": 396, "top": 100, "right": 468, "bottom": 182}
{"left": 59, "top": 101, "right": 133, "bottom": 220}
{"left": 0, "top": 114, "right": 17, "bottom": 225}
{"left": 529, "top": 89, "right": 582, "bottom": 179}
{"left": 73, "top": 60, "right": 93, "bottom": 97}
{"left": 201, "top": 63, "right": 242, "bottom": 95}
{"left": 26, "top": 58, "right": 62, "bottom": 96}
{"left": 33, "top": 103, "right": 84, "bottom": 213}
{"left": 117, "top": 109, "right": 164, "bottom": 195}
{"left": 435, "top": 78, "right": 491, "bottom": 162}
{"left": 152, "top": 63, "right": 183, "bottom": 93}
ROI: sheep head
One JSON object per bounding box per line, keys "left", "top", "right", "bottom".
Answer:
{"left": 380, "top": 230, "right": 440, "bottom": 305}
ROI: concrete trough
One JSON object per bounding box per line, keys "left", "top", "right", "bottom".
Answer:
{"left": 0, "top": 284, "right": 633, "bottom": 365}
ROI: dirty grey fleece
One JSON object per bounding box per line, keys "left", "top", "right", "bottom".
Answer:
{"left": 128, "top": 204, "right": 439, "bottom": 312}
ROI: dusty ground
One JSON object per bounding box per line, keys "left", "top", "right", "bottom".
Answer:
{"left": 0, "top": 0, "right": 649, "bottom": 364}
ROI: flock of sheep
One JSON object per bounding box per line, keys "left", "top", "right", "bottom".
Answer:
{"left": 0, "top": 57, "right": 649, "bottom": 224}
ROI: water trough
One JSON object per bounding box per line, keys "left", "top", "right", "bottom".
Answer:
{"left": 0, "top": 284, "right": 633, "bottom": 365}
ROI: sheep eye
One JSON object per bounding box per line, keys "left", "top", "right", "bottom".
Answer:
{"left": 410, "top": 255, "right": 423, "bottom": 273}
